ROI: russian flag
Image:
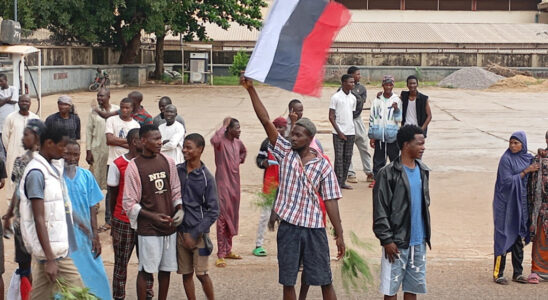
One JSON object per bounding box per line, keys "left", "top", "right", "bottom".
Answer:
{"left": 245, "top": 0, "right": 351, "bottom": 97}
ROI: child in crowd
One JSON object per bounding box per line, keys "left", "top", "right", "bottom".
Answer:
{"left": 176, "top": 133, "right": 219, "bottom": 300}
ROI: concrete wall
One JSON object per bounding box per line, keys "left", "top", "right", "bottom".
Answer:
{"left": 0, "top": 64, "right": 157, "bottom": 96}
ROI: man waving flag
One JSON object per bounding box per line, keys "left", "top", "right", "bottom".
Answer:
{"left": 245, "top": 0, "right": 351, "bottom": 97}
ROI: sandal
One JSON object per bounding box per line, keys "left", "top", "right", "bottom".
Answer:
{"left": 366, "top": 174, "right": 374, "bottom": 182}
{"left": 528, "top": 273, "right": 540, "bottom": 284}
{"left": 252, "top": 247, "right": 267, "bottom": 257}
{"left": 215, "top": 258, "right": 227, "bottom": 268}
{"left": 494, "top": 277, "right": 509, "bottom": 285}
{"left": 512, "top": 274, "right": 528, "bottom": 284}
{"left": 225, "top": 252, "right": 243, "bottom": 259}
{"left": 98, "top": 224, "right": 111, "bottom": 233}
{"left": 368, "top": 180, "right": 375, "bottom": 188}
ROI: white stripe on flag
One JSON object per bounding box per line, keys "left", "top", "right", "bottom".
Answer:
{"left": 245, "top": 0, "right": 300, "bottom": 82}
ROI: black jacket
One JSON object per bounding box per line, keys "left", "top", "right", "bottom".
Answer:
{"left": 401, "top": 91, "right": 429, "bottom": 134}
{"left": 373, "top": 157, "right": 431, "bottom": 249}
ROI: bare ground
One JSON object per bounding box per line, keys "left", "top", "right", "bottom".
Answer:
{"left": 0, "top": 84, "right": 547, "bottom": 299}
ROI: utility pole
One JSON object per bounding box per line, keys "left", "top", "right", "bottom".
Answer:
{"left": 14, "top": 0, "right": 18, "bottom": 21}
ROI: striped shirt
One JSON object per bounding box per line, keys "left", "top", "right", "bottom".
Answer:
{"left": 269, "top": 135, "right": 341, "bottom": 228}
{"left": 131, "top": 106, "right": 153, "bottom": 126}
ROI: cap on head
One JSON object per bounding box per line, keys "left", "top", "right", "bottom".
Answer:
{"left": 295, "top": 117, "right": 316, "bottom": 137}
{"left": 273, "top": 117, "right": 288, "bottom": 128}
{"left": 382, "top": 75, "right": 395, "bottom": 85}
{"left": 26, "top": 119, "right": 46, "bottom": 136}
{"left": 58, "top": 95, "right": 73, "bottom": 105}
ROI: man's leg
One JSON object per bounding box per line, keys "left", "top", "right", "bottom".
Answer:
{"left": 373, "top": 140, "right": 387, "bottom": 176}
{"left": 137, "top": 271, "right": 153, "bottom": 300}
{"left": 511, "top": 238, "right": 524, "bottom": 279}
{"left": 255, "top": 206, "right": 270, "bottom": 249}
{"left": 387, "top": 141, "right": 400, "bottom": 162}
{"left": 183, "top": 273, "right": 197, "bottom": 300}
{"left": 104, "top": 165, "right": 112, "bottom": 226}
{"left": 404, "top": 293, "right": 417, "bottom": 300}
{"left": 332, "top": 134, "right": 345, "bottom": 185}
{"left": 31, "top": 260, "right": 55, "bottom": 300}
{"left": 341, "top": 135, "right": 355, "bottom": 183}
{"left": 353, "top": 118, "right": 373, "bottom": 175}
{"left": 277, "top": 222, "right": 302, "bottom": 300}
{"left": 217, "top": 215, "right": 229, "bottom": 259}
{"left": 321, "top": 284, "right": 336, "bottom": 300}
{"left": 493, "top": 253, "right": 507, "bottom": 280}
{"left": 157, "top": 271, "right": 171, "bottom": 300}
{"left": 196, "top": 274, "right": 215, "bottom": 300}
{"left": 112, "top": 218, "right": 136, "bottom": 299}
{"left": 0, "top": 134, "right": 5, "bottom": 162}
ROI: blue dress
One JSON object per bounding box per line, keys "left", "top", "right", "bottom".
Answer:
{"left": 65, "top": 167, "right": 111, "bottom": 300}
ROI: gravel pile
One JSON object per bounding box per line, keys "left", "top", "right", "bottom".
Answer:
{"left": 438, "top": 67, "right": 504, "bottom": 89}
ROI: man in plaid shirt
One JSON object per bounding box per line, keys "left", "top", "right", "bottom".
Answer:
{"left": 241, "top": 77, "right": 345, "bottom": 300}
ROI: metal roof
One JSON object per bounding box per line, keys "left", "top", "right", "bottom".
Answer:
{"left": 166, "top": 22, "right": 548, "bottom": 45}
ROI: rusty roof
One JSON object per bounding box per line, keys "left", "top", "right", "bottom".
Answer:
{"left": 166, "top": 22, "right": 548, "bottom": 45}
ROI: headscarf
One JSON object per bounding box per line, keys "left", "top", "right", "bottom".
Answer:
{"left": 493, "top": 131, "right": 534, "bottom": 256}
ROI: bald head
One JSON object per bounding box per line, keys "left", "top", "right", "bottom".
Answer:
{"left": 164, "top": 104, "right": 178, "bottom": 125}
{"left": 128, "top": 91, "right": 143, "bottom": 103}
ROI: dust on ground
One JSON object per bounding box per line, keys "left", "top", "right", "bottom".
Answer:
{"left": 0, "top": 84, "right": 547, "bottom": 299}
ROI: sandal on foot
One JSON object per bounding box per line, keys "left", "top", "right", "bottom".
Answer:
{"left": 366, "top": 174, "right": 374, "bottom": 182}
{"left": 346, "top": 176, "right": 358, "bottom": 184}
{"left": 528, "top": 273, "right": 540, "bottom": 284}
{"left": 368, "top": 180, "right": 376, "bottom": 188}
{"left": 98, "top": 224, "right": 111, "bottom": 233}
{"left": 252, "top": 247, "right": 267, "bottom": 257}
{"left": 494, "top": 277, "right": 509, "bottom": 285}
{"left": 215, "top": 258, "right": 227, "bottom": 268}
{"left": 225, "top": 252, "right": 242, "bottom": 259}
{"left": 513, "top": 274, "right": 528, "bottom": 284}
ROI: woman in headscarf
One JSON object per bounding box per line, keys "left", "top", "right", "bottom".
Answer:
{"left": 45, "top": 95, "right": 81, "bottom": 140}
{"left": 493, "top": 131, "right": 539, "bottom": 285}
{"left": 527, "top": 130, "right": 548, "bottom": 284}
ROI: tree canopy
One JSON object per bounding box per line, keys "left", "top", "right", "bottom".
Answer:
{"left": 1, "top": 0, "right": 266, "bottom": 64}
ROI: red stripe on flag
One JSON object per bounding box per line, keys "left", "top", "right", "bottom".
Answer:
{"left": 292, "top": 2, "right": 350, "bottom": 97}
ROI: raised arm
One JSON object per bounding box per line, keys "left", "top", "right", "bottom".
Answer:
{"left": 240, "top": 76, "right": 278, "bottom": 146}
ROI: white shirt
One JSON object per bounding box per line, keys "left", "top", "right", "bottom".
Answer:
{"left": 0, "top": 86, "right": 19, "bottom": 132}
{"left": 405, "top": 100, "right": 418, "bottom": 126}
{"left": 159, "top": 121, "right": 186, "bottom": 164}
{"left": 105, "top": 116, "right": 140, "bottom": 165}
{"left": 329, "top": 89, "right": 356, "bottom": 135}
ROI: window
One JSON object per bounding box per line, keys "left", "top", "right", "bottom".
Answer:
{"left": 406, "top": 0, "right": 438, "bottom": 10}
{"left": 439, "top": 0, "right": 472, "bottom": 10}
{"left": 368, "top": 0, "right": 401, "bottom": 9}
{"left": 476, "top": 0, "right": 509, "bottom": 11}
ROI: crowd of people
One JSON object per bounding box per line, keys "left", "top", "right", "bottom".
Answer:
{"left": 0, "top": 64, "right": 542, "bottom": 300}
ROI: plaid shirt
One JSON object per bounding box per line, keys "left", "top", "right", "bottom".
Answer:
{"left": 269, "top": 135, "right": 341, "bottom": 228}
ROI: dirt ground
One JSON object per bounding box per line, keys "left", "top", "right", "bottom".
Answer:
{"left": 0, "top": 84, "right": 547, "bottom": 300}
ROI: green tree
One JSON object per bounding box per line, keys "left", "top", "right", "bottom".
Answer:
{"left": 2, "top": 0, "right": 266, "bottom": 68}
{"left": 229, "top": 50, "right": 250, "bottom": 76}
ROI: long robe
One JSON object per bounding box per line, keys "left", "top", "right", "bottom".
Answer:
{"left": 65, "top": 167, "right": 111, "bottom": 300}
{"left": 493, "top": 131, "right": 533, "bottom": 256}
{"left": 2, "top": 110, "right": 38, "bottom": 200}
{"left": 528, "top": 149, "right": 548, "bottom": 279}
{"left": 86, "top": 104, "right": 119, "bottom": 189}
{"left": 211, "top": 126, "right": 246, "bottom": 235}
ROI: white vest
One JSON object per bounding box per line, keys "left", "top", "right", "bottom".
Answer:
{"left": 19, "top": 154, "right": 71, "bottom": 260}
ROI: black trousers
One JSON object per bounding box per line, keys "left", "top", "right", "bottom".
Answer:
{"left": 493, "top": 238, "right": 524, "bottom": 279}
{"left": 332, "top": 134, "right": 355, "bottom": 186}
{"left": 372, "top": 140, "right": 399, "bottom": 176}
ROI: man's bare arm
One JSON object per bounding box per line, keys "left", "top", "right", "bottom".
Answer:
{"left": 106, "top": 133, "right": 129, "bottom": 148}
{"left": 240, "top": 76, "right": 278, "bottom": 146}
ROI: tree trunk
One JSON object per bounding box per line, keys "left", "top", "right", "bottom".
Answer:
{"left": 118, "top": 32, "right": 142, "bottom": 64}
{"left": 153, "top": 34, "right": 165, "bottom": 79}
